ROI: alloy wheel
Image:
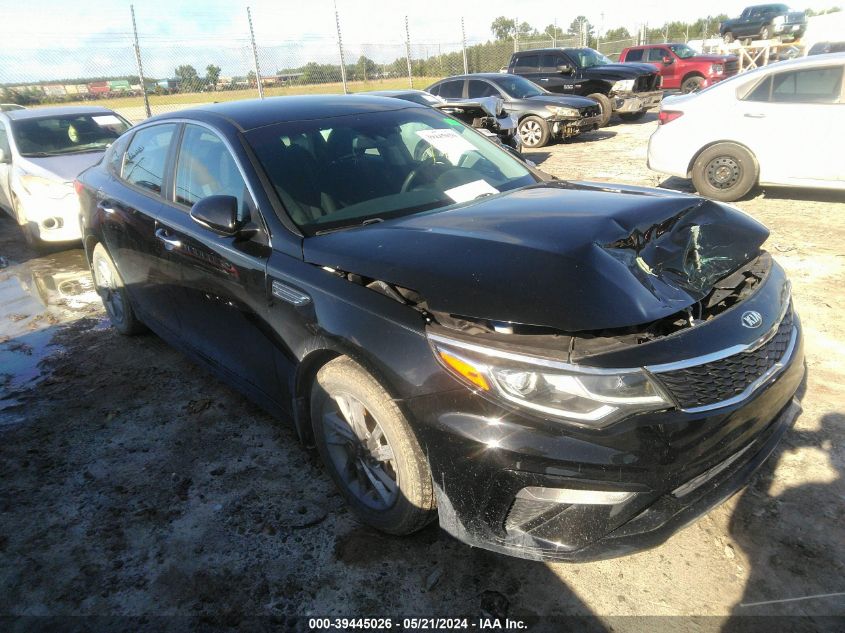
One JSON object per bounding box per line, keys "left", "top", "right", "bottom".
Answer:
{"left": 519, "top": 119, "right": 543, "bottom": 147}
{"left": 320, "top": 392, "right": 399, "bottom": 510}
{"left": 705, "top": 156, "right": 742, "bottom": 190}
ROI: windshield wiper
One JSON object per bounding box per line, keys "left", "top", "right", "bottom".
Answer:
{"left": 314, "top": 217, "right": 384, "bottom": 236}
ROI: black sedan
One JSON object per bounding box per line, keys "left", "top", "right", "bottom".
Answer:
{"left": 76, "top": 96, "right": 804, "bottom": 562}
{"left": 427, "top": 73, "right": 602, "bottom": 148}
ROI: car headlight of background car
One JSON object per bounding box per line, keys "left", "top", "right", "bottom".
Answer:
{"left": 18, "top": 173, "right": 72, "bottom": 199}
{"left": 710, "top": 63, "right": 725, "bottom": 75}
{"left": 545, "top": 105, "right": 580, "bottom": 118}
{"left": 428, "top": 333, "right": 671, "bottom": 428}
{"left": 611, "top": 79, "right": 635, "bottom": 93}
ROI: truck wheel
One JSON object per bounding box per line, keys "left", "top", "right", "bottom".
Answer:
{"left": 311, "top": 357, "right": 437, "bottom": 535}
{"left": 517, "top": 116, "right": 550, "bottom": 148}
{"left": 587, "top": 93, "right": 612, "bottom": 127}
{"left": 91, "top": 243, "right": 146, "bottom": 335}
{"left": 760, "top": 25, "right": 771, "bottom": 40}
{"left": 723, "top": 32, "right": 734, "bottom": 44}
{"left": 619, "top": 111, "right": 647, "bottom": 122}
{"left": 691, "top": 143, "right": 758, "bottom": 202}
{"left": 681, "top": 76, "right": 705, "bottom": 93}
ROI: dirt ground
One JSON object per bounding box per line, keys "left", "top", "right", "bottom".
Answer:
{"left": 0, "top": 114, "right": 843, "bottom": 631}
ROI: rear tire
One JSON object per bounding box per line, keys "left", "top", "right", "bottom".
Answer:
{"left": 517, "top": 115, "right": 550, "bottom": 148}
{"left": 760, "top": 25, "right": 771, "bottom": 40}
{"left": 91, "top": 243, "right": 146, "bottom": 335}
{"left": 587, "top": 93, "right": 612, "bottom": 127}
{"left": 681, "top": 75, "right": 705, "bottom": 93}
{"left": 691, "top": 143, "right": 758, "bottom": 202}
{"left": 723, "top": 32, "right": 734, "bottom": 44}
{"left": 311, "top": 357, "right": 436, "bottom": 535}
{"left": 619, "top": 110, "right": 647, "bottom": 122}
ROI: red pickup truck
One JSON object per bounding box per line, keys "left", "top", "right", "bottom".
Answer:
{"left": 619, "top": 43, "right": 738, "bottom": 93}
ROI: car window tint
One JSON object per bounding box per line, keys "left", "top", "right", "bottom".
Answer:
{"left": 467, "top": 80, "right": 499, "bottom": 98}
{"left": 646, "top": 48, "right": 666, "bottom": 62}
{"left": 771, "top": 67, "right": 843, "bottom": 103}
{"left": 745, "top": 76, "right": 772, "bottom": 101}
{"left": 174, "top": 124, "right": 248, "bottom": 213}
{"left": 540, "top": 53, "right": 567, "bottom": 70}
{"left": 121, "top": 124, "right": 176, "bottom": 194}
{"left": 625, "top": 49, "right": 644, "bottom": 62}
{"left": 107, "top": 133, "right": 131, "bottom": 175}
{"left": 438, "top": 80, "right": 464, "bottom": 99}
{"left": 514, "top": 54, "right": 539, "bottom": 72}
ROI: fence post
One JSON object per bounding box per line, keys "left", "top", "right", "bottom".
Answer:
{"left": 130, "top": 4, "right": 151, "bottom": 119}
{"left": 246, "top": 7, "right": 264, "bottom": 99}
{"left": 461, "top": 17, "right": 468, "bottom": 74}
{"left": 334, "top": 0, "right": 348, "bottom": 93}
{"left": 405, "top": 16, "right": 413, "bottom": 89}
{"left": 553, "top": 18, "right": 557, "bottom": 47}
{"left": 514, "top": 16, "right": 519, "bottom": 52}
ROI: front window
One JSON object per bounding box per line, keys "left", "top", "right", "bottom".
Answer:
{"left": 489, "top": 75, "right": 544, "bottom": 99}
{"left": 245, "top": 107, "right": 536, "bottom": 234}
{"left": 568, "top": 48, "right": 612, "bottom": 69}
{"left": 11, "top": 113, "right": 130, "bottom": 157}
{"left": 668, "top": 44, "right": 697, "bottom": 59}
{"left": 121, "top": 124, "right": 177, "bottom": 194}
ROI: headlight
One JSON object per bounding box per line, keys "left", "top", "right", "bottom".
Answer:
{"left": 429, "top": 333, "right": 671, "bottom": 428}
{"left": 19, "top": 174, "right": 72, "bottom": 199}
{"left": 710, "top": 63, "right": 725, "bottom": 74}
{"left": 545, "top": 105, "right": 579, "bottom": 118}
{"left": 495, "top": 97, "right": 506, "bottom": 117}
{"left": 611, "top": 79, "right": 635, "bottom": 93}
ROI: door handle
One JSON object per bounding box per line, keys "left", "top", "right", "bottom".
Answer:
{"left": 97, "top": 201, "right": 116, "bottom": 214}
{"left": 744, "top": 113, "right": 766, "bottom": 118}
{"left": 155, "top": 227, "right": 182, "bottom": 251}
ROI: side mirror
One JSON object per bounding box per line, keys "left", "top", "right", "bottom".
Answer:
{"left": 190, "top": 195, "right": 242, "bottom": 235}
{"left": 0, "top": 148, "right": 9, "bottom": 164}
{"left": 662, "top": 56, "right": 674, "bottom": 65}
{"left": 557, "top": 64, "right": 573, "bottom": 74}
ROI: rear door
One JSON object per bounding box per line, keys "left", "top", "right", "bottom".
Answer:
{"left": 158, "top": 123, "right": 281, "bottom": 400}
{"left": 739, "top": 64, "right": 844, "bottom": 183}
{"left": 512, "top": 52, "right": 543, "bottom": 85}
{"left": 431, "top": 79, "right": 467, "bottom": 101}
{"left": 100, "top": 122, "right": 184, "bottom": 337}
{"left": 539, "top": 52, "right": 577, "bottom": 94}
{"left": 0, "top": 122, "right": 12, "bottom": 213}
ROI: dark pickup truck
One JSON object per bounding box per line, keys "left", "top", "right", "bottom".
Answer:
{"left": 719, "top": 4, "right": 807, "bottom": 43}
{"left": 507, "top": 47, "right": 663, "bottom": 126}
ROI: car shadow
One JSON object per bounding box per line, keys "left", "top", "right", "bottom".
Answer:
{"left": 656, "top": 178, "right": 845, "bottom": 204}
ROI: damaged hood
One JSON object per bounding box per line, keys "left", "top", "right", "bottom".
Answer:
{"left": 303, "top": 182, "right": 769, "bottom": 332}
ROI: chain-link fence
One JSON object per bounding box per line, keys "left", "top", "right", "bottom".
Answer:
{"left": 0, "top": 7, "right": 764, "bottom": 124}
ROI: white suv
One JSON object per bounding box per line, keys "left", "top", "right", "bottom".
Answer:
{"left": 648, "top": 53, "right": 844, "bottom": 201}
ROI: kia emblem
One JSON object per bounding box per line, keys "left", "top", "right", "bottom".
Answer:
{"left": 741, "top": 311, "right": 763, "bottom": 328}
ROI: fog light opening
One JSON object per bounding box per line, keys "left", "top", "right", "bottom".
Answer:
{"left": 516, "top": 486, "right": 636, "bottom": 505}
{"left": 41, "top": 217, "right": 63, "bottom": 230}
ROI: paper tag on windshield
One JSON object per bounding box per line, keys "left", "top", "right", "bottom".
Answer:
{"left": 416, "top": 129, "right": 477, "bottom": 164}
{"left": 444, "top": 180, "right": 499, "bottom": 203}
{"left": 92, "top": 115, "right": 121, "bottom": 126}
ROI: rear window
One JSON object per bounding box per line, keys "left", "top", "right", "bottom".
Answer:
{"left": 513, "top": 54, "right": 539, "bottom": 73}
{"left": 121, "top": 124, "right": 177, "bottom": 194}
{"left": 436, "top": 80, "right": 464, "bottom": 99}
{"left": 11, "top": 113, "right": 130, "bottom": 157}
{"left": 624, "top": 49, "right": 644, "bottom": 62}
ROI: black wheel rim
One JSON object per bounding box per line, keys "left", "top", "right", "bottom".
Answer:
{"left": 94, "top": 258, "right": 126, "bottom": 325}
{"left": 321, "top": 392, "right": 399, "bottom": 510}
{"left": 705, "top": 156, "right": 742, "bottom": 190}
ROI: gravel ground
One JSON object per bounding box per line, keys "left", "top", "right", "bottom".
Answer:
{"left": 0, "top": 114, "right": 843, "bottom": 631}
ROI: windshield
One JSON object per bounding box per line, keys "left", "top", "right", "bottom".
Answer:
{"left": 245, "top": 106, "right": 536, "bottom": 235}
{"left": 569, "top": 48, "right": 613, "bottom": 68}
{"left": 669, "top": 44, "right": 697, "bottom": 59}
{"left": 12, "top": 113, "right": 130, "bottom": 157}
{"left": 489, "top": 75, "right": 544, "bottom": 99}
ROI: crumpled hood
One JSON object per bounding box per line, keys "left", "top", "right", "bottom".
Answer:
{"left": 303, "top": 182, "right": 769, "bottom": 332}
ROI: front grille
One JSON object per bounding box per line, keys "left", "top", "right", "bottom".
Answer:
{"left": 579, "top": 104, "right": 601, "bottom": 118}
{"left": 654, "top": 304, "right": 794, "bottom": 410}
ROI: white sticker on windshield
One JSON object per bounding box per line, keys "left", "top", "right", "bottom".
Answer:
{"left": 444, "top": 180, "right": 499, "bottom": 203}
{"left": 92, "top": 115, "right": 121, "bottom": 126}
{"left": 416, "top": 128, "right": 477, "bottom": 164}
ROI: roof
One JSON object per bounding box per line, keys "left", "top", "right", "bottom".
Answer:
{"left": 150, "top": 94, "right": 424, "bottom": 131}
{"left": 430, "top": 73, "right": 510, "bottom": 81}
{"left": 1, "top": 105, "right": 118, "bottom": 121}
{"left": 366, "top": 89, "right": 430, "bottom": 96}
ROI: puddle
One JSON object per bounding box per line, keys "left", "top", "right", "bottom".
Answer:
{"left": 0, "top": 248, "right": 100, "bottom": 423}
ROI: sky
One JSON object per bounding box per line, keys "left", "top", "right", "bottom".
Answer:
{"left": 0, "top": 0, "right": 840, "bottom": 82}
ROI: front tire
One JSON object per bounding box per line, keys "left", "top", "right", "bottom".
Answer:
{"left": 311, "top": 357, "right": 436, "bottom": 535}
{"left": 517, "top": 115, "right": 550, "bottom": 148}
{"left": 681, "top": 75, "right": 705, "bottom": 93}
{"left": 760, "top": 25, "right": 771, "bottom": 40}
{"left": 691, "top": 143, "right": 758, "bottom": 202}
{"left": 91, "top": 243, "right": 146, "bottom": 335}
{"left": 587, "top": 93, "right": 612, "bottom": 127}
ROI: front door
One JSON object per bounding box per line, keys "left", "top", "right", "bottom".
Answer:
{"left": 0, "top": 123, "right": 13, "bottom": 213}
{"left": 539, "top": 52, "right": 578, "bottom": 94}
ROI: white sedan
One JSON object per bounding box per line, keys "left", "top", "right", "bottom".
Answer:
{"left": 648, "top": 53, "right": 845, "bottom": 201}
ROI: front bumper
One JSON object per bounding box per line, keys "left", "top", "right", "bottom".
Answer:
{"left": 15, "top": 189, "right": 83, "bottom": 242}
{"left": 614, "top": 90, "right": 663, "bottom": 113}
{"left": 774, "top": 23, "right": 805, "bottom": 35}
{"left": 551, "top": 114, "right": 602, "bottom": 139}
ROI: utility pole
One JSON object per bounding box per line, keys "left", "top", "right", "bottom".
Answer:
{"left": 246, "top": 7, "right": 264, "bottom": 98}
{"left": 334, "top": 0, "right": 348, "bottom": 93}
{"left": 405, "top": 16, "right": 413, "bottom": 88}
{"left": 514, "top": 16, "right": 519, "bottom": 52}
{"left": 130, "top": 4, "right": 151, "bottom": 118}
{"left": 461, "top": 17, "right": 468, "bottom": 74}
{"left": 553, "top": 17, "right": 557, "bottom": 47}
